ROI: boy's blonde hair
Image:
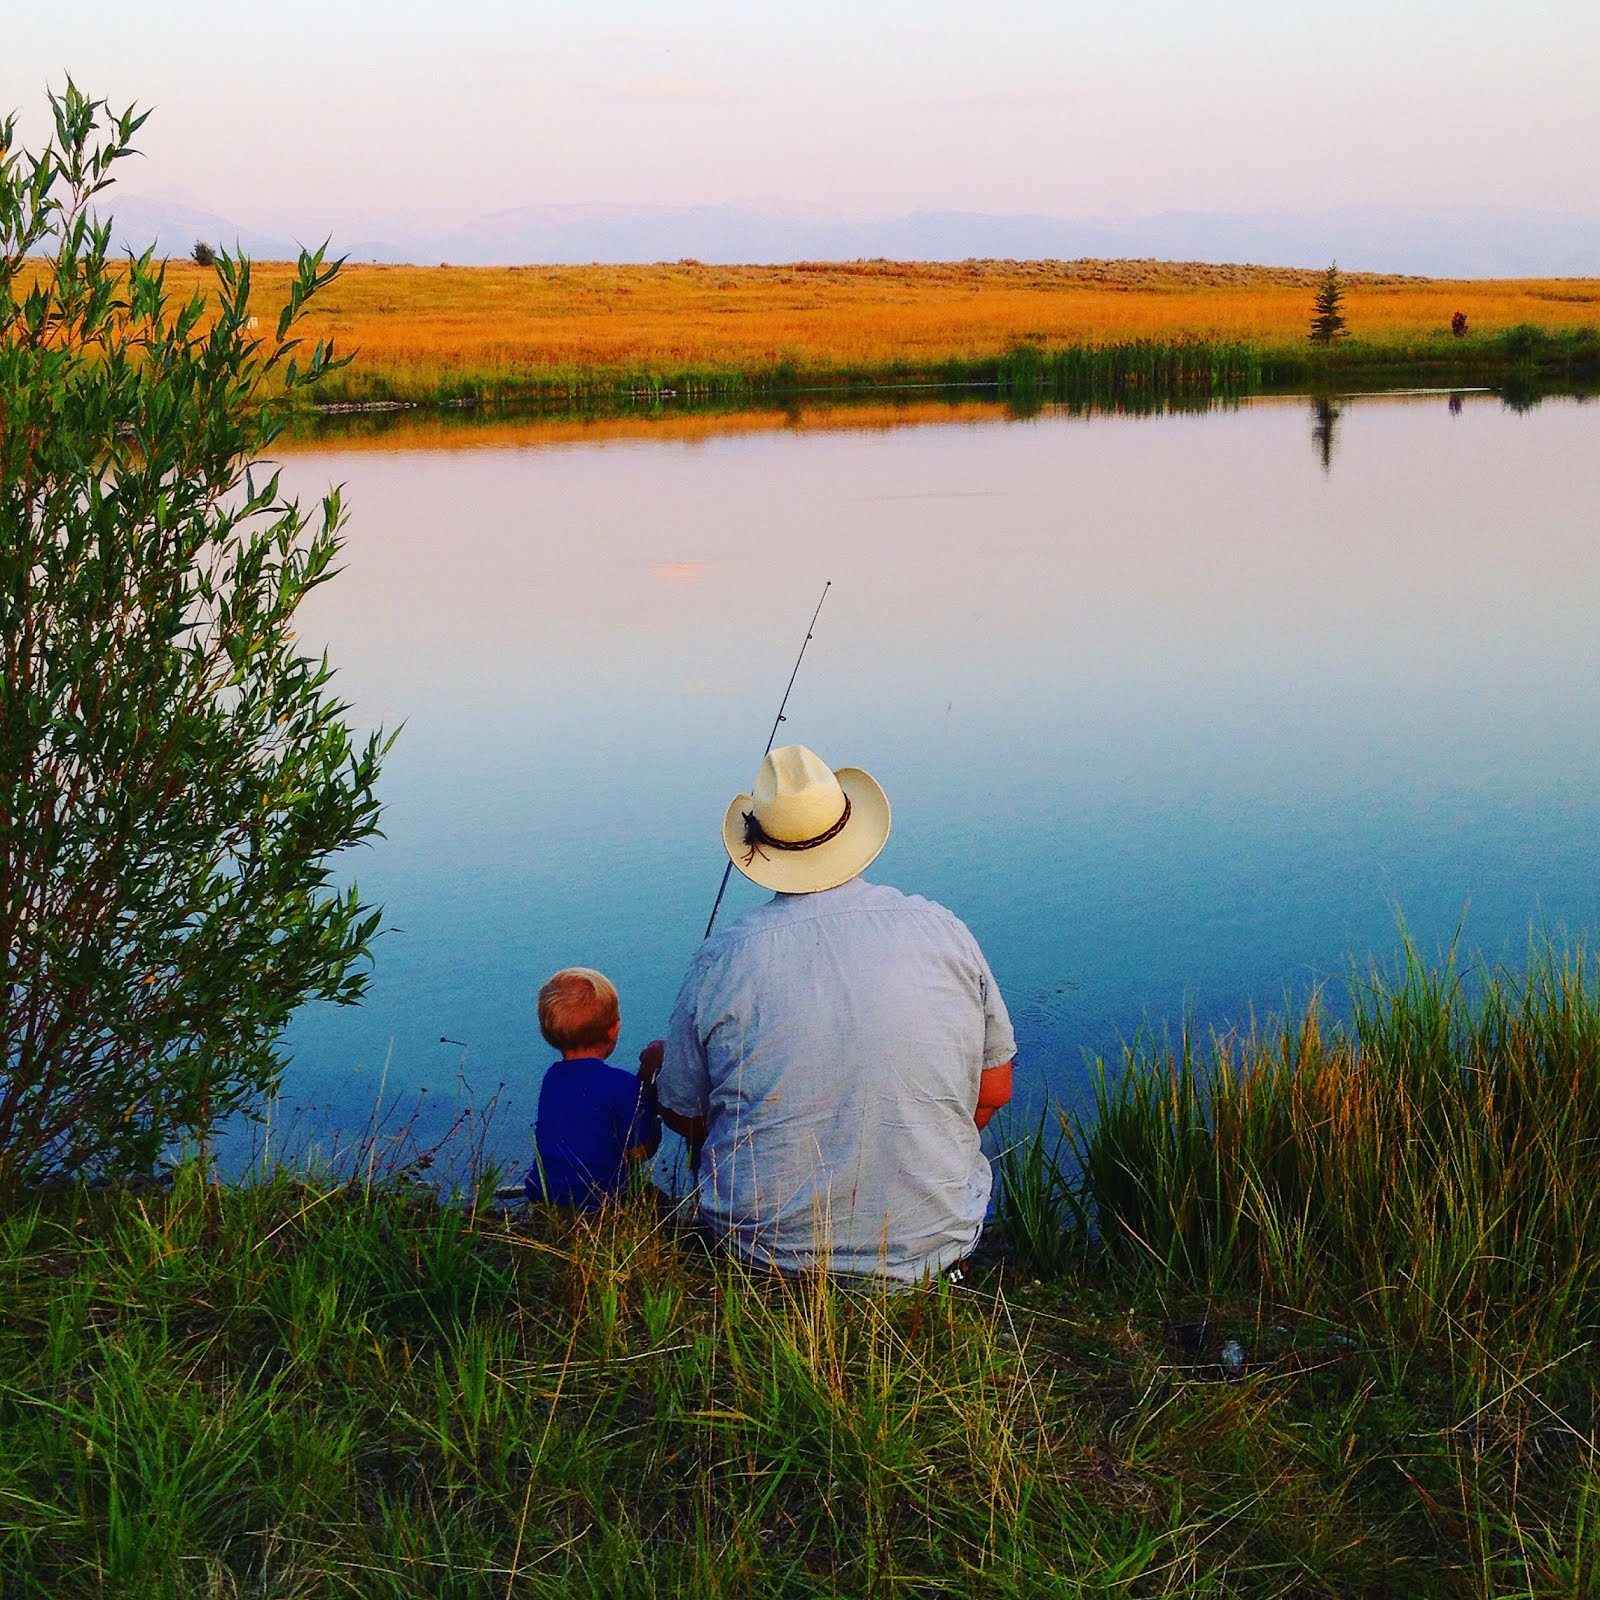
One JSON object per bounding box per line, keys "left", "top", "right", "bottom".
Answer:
{"left": 537, "top": 967, "right": 619, "bottom": 1052}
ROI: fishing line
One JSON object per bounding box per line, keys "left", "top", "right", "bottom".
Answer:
{"left": 702, "top": 580, "right": 832, "bottom": 939}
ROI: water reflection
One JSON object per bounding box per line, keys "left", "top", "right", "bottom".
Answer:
{"left": 273, "top": 392, "right": 1600, "bottom": 1171}
{"left": 285, "top": 380, "right": 1598, "bottom": 456}
{"left": 1310, "top": 395, "right": 1341, "bottom": 473}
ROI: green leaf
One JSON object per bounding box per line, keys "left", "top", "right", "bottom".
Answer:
{"left": 0, "top": 83, "right": 388, "bottom": 1190}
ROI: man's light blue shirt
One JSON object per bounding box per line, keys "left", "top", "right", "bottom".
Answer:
{"left": 658, "top": 876, "right": 1016, "bottom": 1281}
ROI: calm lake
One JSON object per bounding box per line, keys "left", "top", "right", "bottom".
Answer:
{"left": 273, "top": 391, "right": 1600, "bottom": 1176}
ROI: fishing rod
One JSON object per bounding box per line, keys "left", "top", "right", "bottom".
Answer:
{"left": 702, "top": 580, "right": 832, "bottom": 939}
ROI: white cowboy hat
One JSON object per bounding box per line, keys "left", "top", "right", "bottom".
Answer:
{"left": 722, "top": 744, "right": 891, "bottom": 894}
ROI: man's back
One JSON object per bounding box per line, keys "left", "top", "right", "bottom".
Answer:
{"left": 659, "top": 877, "right": 1015, "bottom": 1280}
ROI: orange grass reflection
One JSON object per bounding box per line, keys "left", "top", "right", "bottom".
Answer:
{"left": 278, "top": 399, "right": 1016, "bottom": 454}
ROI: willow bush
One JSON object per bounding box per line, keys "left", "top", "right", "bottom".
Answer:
{"left": 0, "top": 86, "right": 387, "bottom": 1187}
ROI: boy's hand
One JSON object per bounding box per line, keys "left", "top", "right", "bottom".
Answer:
{"left": 638, "top": 1038, "right": 665, "bottom": 1085}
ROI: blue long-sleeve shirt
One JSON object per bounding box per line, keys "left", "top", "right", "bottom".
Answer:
{"left": 525, "top": 1056, "right": 659, "bottom": 1209}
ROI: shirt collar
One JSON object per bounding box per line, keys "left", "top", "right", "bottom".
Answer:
{"left": 771, "top": 873, "right": 869, "bottom": 907}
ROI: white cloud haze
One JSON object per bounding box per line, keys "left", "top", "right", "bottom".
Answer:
{"left": 9, "top": 0, "right": 1599, "bottom": 244}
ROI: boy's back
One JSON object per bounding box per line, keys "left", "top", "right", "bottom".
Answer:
{"left": 528, "top": 1055, "right": 654, "bottom": 1209}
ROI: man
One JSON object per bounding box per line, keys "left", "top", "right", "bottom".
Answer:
{"left": 653, "top": 743, "right": 1014, "bottom": 1283}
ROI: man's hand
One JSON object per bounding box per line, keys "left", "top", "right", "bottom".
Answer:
{"left": 638, "top": 1038, "right": 665, "bottom": 1085}
{"left": 642, "top": 1036, "right": 709, "bottom": 1143}
{"left": 660, "top": 1104, "right": 708, "bottom": 1143}
{"left": 974, "top": 1060, "right": 1014, "bottom": 1131}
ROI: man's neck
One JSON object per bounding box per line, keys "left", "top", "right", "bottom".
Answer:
{"left": 774, "top": 874, "right": 867, "bottom": 904}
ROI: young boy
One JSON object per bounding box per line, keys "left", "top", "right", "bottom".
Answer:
{"left": 524, "top": 967, "right": 661, "bottom": 1210}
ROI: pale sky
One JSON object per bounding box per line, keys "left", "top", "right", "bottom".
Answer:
{"left": 10, "top": 0, "right": 1600, "bottom": 228}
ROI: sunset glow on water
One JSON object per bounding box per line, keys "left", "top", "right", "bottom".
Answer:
{"left": 276, "top": 393, "right": 1600, "bottom": 1168}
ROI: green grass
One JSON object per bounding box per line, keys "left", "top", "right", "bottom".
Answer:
{"left": 295, "top": 326, "right": 1600, "bottom": 417}
{"left": 984, "top": 327, "right": 1600, "bottom": 411}
{"left": 1055, "top": 937, "right": 1600, "bottom": 1355}
{"left": 2, "top": 938, "right": 1598, "bottom": 1595}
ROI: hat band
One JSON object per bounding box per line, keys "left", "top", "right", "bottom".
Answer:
{"left": 741, "top": 796, "right": 852, "bottom": 866}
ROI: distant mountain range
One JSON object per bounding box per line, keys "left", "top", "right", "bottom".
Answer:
{"left": 98, "top": 196, "right": 1600, "bottom": 278}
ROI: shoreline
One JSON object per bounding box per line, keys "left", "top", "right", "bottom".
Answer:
{"left": 290, "top": 329, "right": 1600, "bottom": 416}
{"left": 276, "top": 361, "right": 1594, "bottom": 455}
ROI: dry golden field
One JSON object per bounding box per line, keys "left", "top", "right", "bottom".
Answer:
{"left": 156, "top": 257, "right": 1600, "bottom": 401}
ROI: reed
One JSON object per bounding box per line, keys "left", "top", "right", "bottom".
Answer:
{"left": 1050, "top": 936, "right": 1600, "bottom": 1357}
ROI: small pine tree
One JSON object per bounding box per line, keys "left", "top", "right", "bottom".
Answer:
{"left": 190, "top": 239, "right": 216, "bottom": 266}
{"left": 1309, "top": 261, "right": 1349, "bottom": 345}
